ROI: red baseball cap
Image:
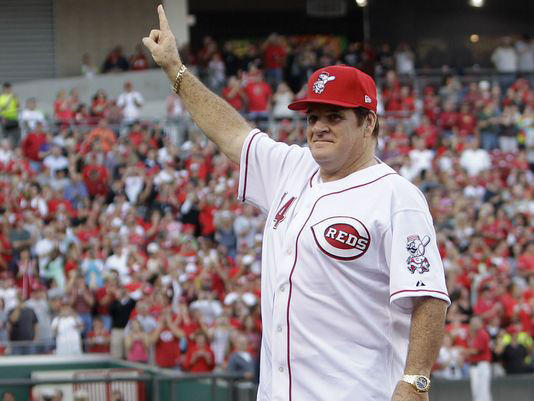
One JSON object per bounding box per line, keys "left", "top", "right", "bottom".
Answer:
{"left": 288, "top": 65, "right": 377, "bottom": 112}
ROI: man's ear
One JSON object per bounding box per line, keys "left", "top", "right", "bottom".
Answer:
{"left": 365, "top": 113, "right": 376, "bottom": 137}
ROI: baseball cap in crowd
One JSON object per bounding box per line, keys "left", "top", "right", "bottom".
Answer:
{"left": 506, "top": 325, "right": 520, "bottom": 335}
{"left": 288, "top": 65, "right": 377, "bottom": 112}
{"left": 147, "top": 242, "right": 159, "bottom": 254}
{"left": 31, "top": 283, "right": 44, "bottom": 292}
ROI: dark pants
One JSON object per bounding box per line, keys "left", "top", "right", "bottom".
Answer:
{"left": 10, "top": 343, "right": 36, "bottom": 355}
{"left": 1, "top": 119, "right": 20, "bottom": 146}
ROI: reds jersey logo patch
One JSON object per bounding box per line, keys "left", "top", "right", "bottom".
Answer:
{"left": 311, "top": 216, "right": 371, "bottom": 260}
{"left": 406, "top": 234, "right": 431, "bottom": 274}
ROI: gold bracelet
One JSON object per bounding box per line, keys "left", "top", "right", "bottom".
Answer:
{"left": 171, "top": 64, "right": 187, "bottom": 94}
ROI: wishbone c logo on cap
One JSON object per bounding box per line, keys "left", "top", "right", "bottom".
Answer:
{"left": 364, "top": 95, "right": 372, "bottom": 104}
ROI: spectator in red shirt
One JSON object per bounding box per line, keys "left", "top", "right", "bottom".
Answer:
{"left": 125, "top": 319, "right": 150, "bottom": 363}
{"left": 263, "top": 33, "right": 286, "bottom": 89}
{"left": 437, "top": 101, "right": 458, "bottom": 137}
{"left": 150, "top": 307, "right": 184, "bottom": 369}
{"left": 21, "top": 122, "right": 47, "bottom": 167}
{"left": 47, "top": 189, "right": 76, "bottom": 219}
{"left": 87, "top": 317, "right": 111, "bottom": 353}
{"left": 399, "top": 85, "right": 416, "bottom": 114}
{"left": 53, "top": 90, "right": 73, "bottom": 125}
{"left": 82, "top": 153, "right": 110, "bottom": 198}
{"left": 465, "top": 316, "right": 493, "bottom": 401}
{"left": 184, "top": 331, "right": 215, "bottom": 372}
{"left": 198, "top": 196, "right": 216, "bottom": 239}
{"left": 94, "top": 273, "right": 118, "bottom": 331}
{"left": 0, "top": 229, "right": 12, "bottom": 270}
{"left": 243, "top": 66, "right": 272, "bottom": 125}
{"left": 90, "top": 89, "right": 109, "bottom": 122}
{"left": 473, "top": 286, "right": 502, "bottom": 325}
{"left": 415, "top": 116, "right": 439, "bottom": 149}
{"left": 222, "top": 76, "right": 247, "bottom": 113}
{"left": 457, "top": 104, "right": 477, "bottom": 137}
{"left": 523, "top": 276, "right": 534, "bottom": 303}
{"left": 517, "top": 242, "right": 534, "bottom": 279}
{"left": 130, "top": 44, "right": 150, "bottom": 71}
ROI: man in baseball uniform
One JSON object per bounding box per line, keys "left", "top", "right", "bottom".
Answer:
{"left": 144, "top": 6, "right": 449, "bottom": 401}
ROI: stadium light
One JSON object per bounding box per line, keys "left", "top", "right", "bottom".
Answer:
{"left": 355, "top": 0, "right": 368, "bottom": 7}
{"left": 469, "top": 0, "right": 484, "bottom": 7}
{"left": 470, "top": 34, "right": 480, "bottom": 43}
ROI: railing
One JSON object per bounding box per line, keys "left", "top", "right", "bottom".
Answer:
{"left": 0, "top": 371, "right": 257, "bottom": 401}
{"left": 1, "top": 338, "right": 111, "bottom": 356}
{"left": 1, "top": 370, "right": 533, "bottom": 401}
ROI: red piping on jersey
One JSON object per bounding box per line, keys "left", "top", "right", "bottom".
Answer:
{"left": 285, "top": 171, "right": 397, "bottom": 401}
{"left": 390, "top": 289, "right": 449, "bottom": 298}
{"left": 308, "top": 169, "right": 319, "bottom": 188}
{"left": 242, "top": 131, "right": 261, "bottom": 203}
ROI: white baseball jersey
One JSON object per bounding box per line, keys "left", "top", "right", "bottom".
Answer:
{"left": 237, "top": 129, "right": 450, "bottom": 401}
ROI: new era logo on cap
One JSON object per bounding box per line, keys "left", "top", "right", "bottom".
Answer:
{"left": 288, "top": 65, "right": 377, "bottom": 112}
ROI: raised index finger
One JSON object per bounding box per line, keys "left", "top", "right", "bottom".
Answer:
{"left": 157, "top": 4, "right": 170, "bottom": 31}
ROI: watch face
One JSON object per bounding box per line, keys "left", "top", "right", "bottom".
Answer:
{"left": 415, "top": 376, "right": 429, "bottom": 391}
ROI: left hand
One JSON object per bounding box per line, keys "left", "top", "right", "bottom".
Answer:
{"left": 391, "top": 381, "right": 428, "bottom": 401}
{"left": 142, "top": 5, "right": 181, "bottom": 79}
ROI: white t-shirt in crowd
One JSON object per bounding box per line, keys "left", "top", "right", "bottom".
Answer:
{"left": 0, "top": 287, "right": 18, "bottom": 311}
{"left": 395, "top": 51, "right": 415, "bottom": 75}
{"left": 460, "top": 148, "right": 491, "bottom": 176}
{"left": 515, "top": 40, "right": 534, "bottom": 72}
{"left": 19, "top": 109, "right": 46, "bottom": 134}
{"left": 409, "top": 148, "right": 434, "bottom": 177}
{"left": 34, "top": 237, "right": 55, "bottom": 269}
{"left": 43, "top": 154, "right": 69, "bottom": 176}
{"left": 491, "top": 46, "right": 518, "bottom": 72}
{"left": 117, "top": 91, "right": 144, "bottom": 122}
{"left": 105, "top": 251, "right": 130, "bottom": 279}
{"left": 272, "top": 92, "right": 296, "bottom": 119}
{"left": 51, "top": 315, "right": 82, "bottom": 355}
{"left": 0, "top": 148, "right": 13, "bottom": 165}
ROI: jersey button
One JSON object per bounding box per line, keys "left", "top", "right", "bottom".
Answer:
{"left": 278, "top": 366, "right": 284, "bottom": 373}
{"left": 279, "top": 285, "right": 285, "bottom": 292}
{"left": 277, "top": 325, "right": 283, "bottom": 332}
{"left": 286, "top": 247, "right": 292, "bottom": 255}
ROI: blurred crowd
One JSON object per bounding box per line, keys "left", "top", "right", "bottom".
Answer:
{"left": 80, "top": 45, "right": 152, "bottom": 78}
{"left": 0, "top": 33, "right": 533, "bottom": 383}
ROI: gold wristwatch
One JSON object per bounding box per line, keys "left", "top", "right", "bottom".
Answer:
{"left": 401, "top": 374, "right": 431, "bottom": 393}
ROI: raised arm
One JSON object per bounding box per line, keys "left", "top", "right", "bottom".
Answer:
{"left": 143, "top": 5, "right": 251, "bottom": 164}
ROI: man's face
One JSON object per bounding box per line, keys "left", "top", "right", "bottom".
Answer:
{"left": 306, "top": 104, "right": 368, "bottom": 174}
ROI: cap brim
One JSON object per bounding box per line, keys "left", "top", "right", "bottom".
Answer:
{"left": 288, "top": 98, "right": 367, "bottom": 111}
